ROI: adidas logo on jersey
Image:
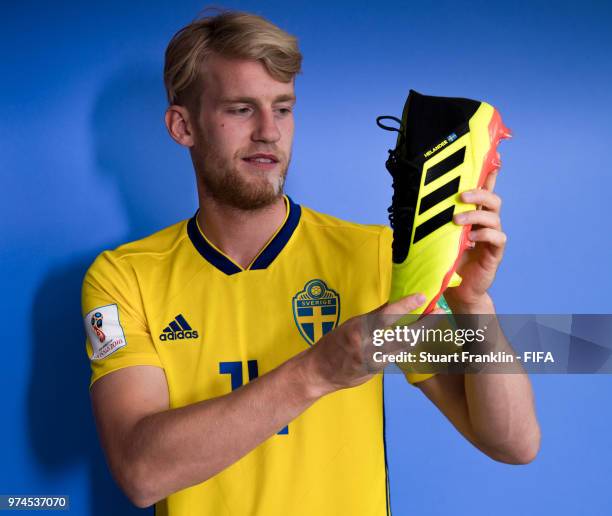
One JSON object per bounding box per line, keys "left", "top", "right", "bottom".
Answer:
{"left": 159, "top": 314, "right": 199, "bottom": 341}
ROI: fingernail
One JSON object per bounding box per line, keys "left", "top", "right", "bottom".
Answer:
{"left": 462, "top": 191, "right": 474, "bottom": 201}
{"left": 455, "top": 213, "right": 466, "bottom": 223}
{"left": 468, "top": 231, "right": 476, "bottom": 240}
{"left": 416, "top": 294, "right": 426, "bottom": 304}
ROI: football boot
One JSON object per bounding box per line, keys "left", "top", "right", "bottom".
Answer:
{"left": 377, "top": 89, "right": 511, "bottom": 315}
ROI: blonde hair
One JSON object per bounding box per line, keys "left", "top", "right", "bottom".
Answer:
{"left": 164, "top": 10, "right": 302, "bottom": 110}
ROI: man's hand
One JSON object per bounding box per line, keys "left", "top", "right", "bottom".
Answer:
{"left": 415, "top": 170, "right": 541, "bottom": 464}
{"left": 446, "top": 170, "right": 506, "bottom": 310}
{"left": 302, "top": 293, "right": 443, "bottom": 397}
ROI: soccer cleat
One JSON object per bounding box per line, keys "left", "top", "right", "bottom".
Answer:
{"left": 377, "top": 90, "right": 511, "bottom": 315}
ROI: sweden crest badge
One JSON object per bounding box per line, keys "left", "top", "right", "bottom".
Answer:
{"left": 292, "top": 279, "right": 340, "bottom": 346}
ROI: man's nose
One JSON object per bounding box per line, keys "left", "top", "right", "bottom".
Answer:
{"left": 252, "top": 109, "right": 281, "bottom": 143}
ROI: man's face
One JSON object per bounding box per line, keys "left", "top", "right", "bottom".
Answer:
{"left": 190, "top": 54, "right": 296, "bottom": 210}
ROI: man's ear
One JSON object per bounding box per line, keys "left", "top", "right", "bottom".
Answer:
{"left": 165, "top": 105, "right": 196, "bottom": 147}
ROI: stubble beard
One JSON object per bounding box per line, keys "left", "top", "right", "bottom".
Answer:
{"left": 194, "top": 142, "right": 289, "bottom": 211}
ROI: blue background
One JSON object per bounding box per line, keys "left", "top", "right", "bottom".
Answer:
{"left": 2, "top": 1, "right": 611, "bottom": 514}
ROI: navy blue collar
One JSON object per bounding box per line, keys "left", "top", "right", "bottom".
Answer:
{"left": 187, "top": 196, "right": 301, "bottom": 275}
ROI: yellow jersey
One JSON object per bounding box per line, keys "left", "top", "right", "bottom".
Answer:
{"left": 82, "top": 196, "right": 431, "bottom": 516}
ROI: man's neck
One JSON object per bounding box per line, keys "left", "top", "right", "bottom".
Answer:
{"left": 196, "top": 195, "right": 287, "bottom": 270}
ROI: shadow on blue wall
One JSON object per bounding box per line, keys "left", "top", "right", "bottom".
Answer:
{"left": 28, "top": 62, "right": 196, "bottom": 515}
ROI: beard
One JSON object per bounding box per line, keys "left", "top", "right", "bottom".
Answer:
{"left": 192, "top": 140, "right": 289, "bottom": 211}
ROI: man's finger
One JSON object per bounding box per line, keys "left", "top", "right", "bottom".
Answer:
{"left": 468, "top": 228, "right": 507, "bottom": 250}
{"left": 454, "top": 210, "right": 500, "bottom": 230}
{"left": 461, "top": 189, "right": 502, "bottom": 212}
{"left": 369, "top": 293, "right": 427, "bottom": 330}
{"left": 483, "top": 169, "right": 499, "bottom": 191}
{"left": 382, "top": 293, "right": 427, "bottom": 317}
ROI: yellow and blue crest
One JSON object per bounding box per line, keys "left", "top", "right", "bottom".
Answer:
{"left": 292, "top": 279, "right": 340, "bottom": 346}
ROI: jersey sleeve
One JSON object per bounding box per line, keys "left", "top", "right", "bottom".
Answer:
{"left": 378, "top": 226, "right": 437, "bottom": 385}
{"left": 82, "top": 251, "right": 162, "bottom": 388}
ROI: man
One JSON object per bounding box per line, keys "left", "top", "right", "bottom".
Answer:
{"left": 82, "top": 10, "right": 540, "bottom": 515}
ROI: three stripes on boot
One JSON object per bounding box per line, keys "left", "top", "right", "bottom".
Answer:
{"left": 413, "top": 146, "right": 465, "bottom": 244}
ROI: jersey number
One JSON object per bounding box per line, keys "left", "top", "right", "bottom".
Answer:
{"left": 219, "top": 360, "right": 288, "bottom": 435}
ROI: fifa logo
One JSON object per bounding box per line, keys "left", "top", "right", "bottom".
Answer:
{"left": 90, "top": 312, "right": 106, "bottom": 343}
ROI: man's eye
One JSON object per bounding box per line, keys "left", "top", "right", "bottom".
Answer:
{"left": 276, "top": 107, "right": 292, "bottom": 116}
{"left": 229, "top": 107, "right": 252, "bottom": 115}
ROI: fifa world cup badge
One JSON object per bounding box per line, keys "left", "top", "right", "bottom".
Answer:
{"left": 84, "top": 304, "right": 127, "bottom": 360}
